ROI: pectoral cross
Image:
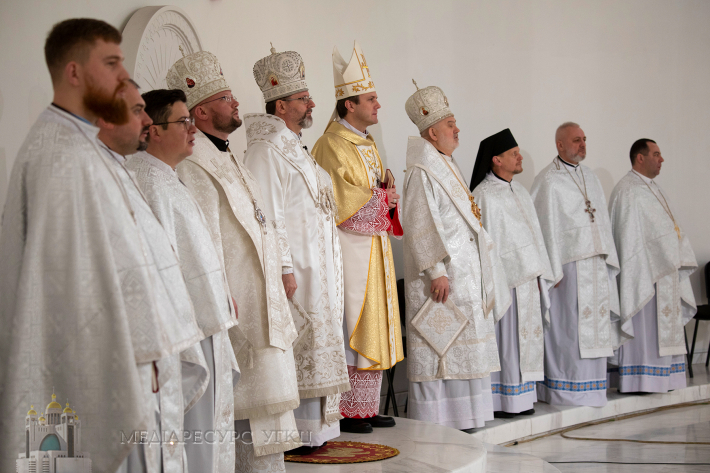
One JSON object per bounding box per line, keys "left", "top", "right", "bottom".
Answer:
{"left": 584, "top": 200, "right": 596, "bottom": 222}
{"left": 674, "top": 224, "right": 681, "bottom": 240}
{"left": 470, "top": 195, "right": 482, "bottom": 222}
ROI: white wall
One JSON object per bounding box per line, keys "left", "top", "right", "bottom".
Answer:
{"left": 1, "top": 0, "right": 708, "bottom": 358}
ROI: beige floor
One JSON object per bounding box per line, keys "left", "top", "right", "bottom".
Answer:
{"left": 506, "top": 402, "right": 710, "bottom": 472}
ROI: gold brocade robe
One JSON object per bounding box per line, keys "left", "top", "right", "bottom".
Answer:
{"left": 312, "top": 121, "right": 403, "bottom": 370}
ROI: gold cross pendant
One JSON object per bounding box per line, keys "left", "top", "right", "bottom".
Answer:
{"left": 675, "top": 224, "right": 681, "bottom": 240}
{"left": 469, "top": 196, "right": 482, "bottom": 222}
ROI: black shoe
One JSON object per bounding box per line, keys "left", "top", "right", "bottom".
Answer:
{"left": 368, "top": 415, "right": 396, "bottom": 427}
{"left": 460, "top": 427, "right": 476, "bottom": 434}
{"left": 493, "top": 411, "right": 516, "bottom": 419}
{"left": 519, "top": 409, "right": 535, "bottom": 416}
{"left": 286, "top": 442, "right": 326, "bottom": 456}
{"left": 340, "top": 417, "right": 373, "bottom": 433}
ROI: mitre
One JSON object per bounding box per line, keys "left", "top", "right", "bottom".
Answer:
{"left": 253, "top": 44, "right": 308, "bottom": 102}
{"left": 166, "top": 49, "right": 230, "bottom": 110}
{"left": 405, "top": 80, "right": 453, "bottom": 133}
{"left": 332, "top": 40, "right": 376, "bottom": 100}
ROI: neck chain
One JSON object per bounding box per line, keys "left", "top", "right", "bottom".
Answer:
{"left": 228, "top": 149, "right": 268, "bottom": 232}
{"left": 439, "top": 153, "right": 482, "bottom": 223}
{"left": 632, "top": 171, "right": 681, "bottom": 240}
{"left": 304, "top": 148, "right": 338, "bottom": 219}
{"left": 558, "top": 156, "right": 596, "bottom": 222}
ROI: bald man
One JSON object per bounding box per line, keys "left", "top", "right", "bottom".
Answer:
{"left": 530, "top": 122, "right": 622, "bottom": 407}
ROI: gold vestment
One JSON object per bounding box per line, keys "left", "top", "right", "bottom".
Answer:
{"left": 313, "top": 121, "right": 403, "bottom": 370}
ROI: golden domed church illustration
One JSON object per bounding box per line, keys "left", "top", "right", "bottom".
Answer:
{"left": 15, "top": 392, "right": 92, "bottom": 473}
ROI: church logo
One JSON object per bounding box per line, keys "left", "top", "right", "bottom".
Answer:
{"left": 15, "top": 392, "right": 92, "bottom": 473}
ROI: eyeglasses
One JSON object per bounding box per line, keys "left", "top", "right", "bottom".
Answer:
{"left": 152, "top": 117, "right": 195, "bottom": 129}
{"left": 201, "top": 95, "right": 238, "bottom": 105}
{"left": 282, "top": 96, "right": 313, "bottom": 105}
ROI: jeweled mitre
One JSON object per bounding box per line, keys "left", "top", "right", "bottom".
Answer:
{"left": 166, "top": 50, "right": 230, "bottom": 110}
{"left": 253, "top": 45, "right": 308, "bottom": 102}
{"left": 405, "top": 82, "right": 453, "bottom": 132}
{"left": 332, "top": 40, "right": 376, "bottom": 99}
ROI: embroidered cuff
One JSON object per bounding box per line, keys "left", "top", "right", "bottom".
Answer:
{"left": 272, "top": 219, "right": 293, "bottom": 269}
{"left": 339, "top": 188, "right": 390, "bottom": 235}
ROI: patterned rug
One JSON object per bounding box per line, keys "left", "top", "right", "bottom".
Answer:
{"left": 284, "top": 441, "right": 400, "bottom": 464}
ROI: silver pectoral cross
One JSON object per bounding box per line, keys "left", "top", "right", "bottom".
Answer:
{"left": 584, "top": 200, "right": 597, "bottom": 222}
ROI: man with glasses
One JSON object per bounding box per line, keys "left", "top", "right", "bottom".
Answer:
{"left": 168, "top": 51, "right": 301, "bottom": 473}
{"left": 126, "top": 88, "right": 241, "bottom": 472}
{"left": 243, "top": 46, "right": 349, "bottom": 455}
{"left": 97, "top": 80, "right": 207, "bottom": 472}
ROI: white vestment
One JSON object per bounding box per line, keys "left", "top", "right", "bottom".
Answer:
{"left": 127, "top": 151, "right": 242, "bottom": 470}
{"left": 473, "top": 172, "right": 558, "bottom": 412}
{"left": 0, "top": 106, "right": 196, "bottom": 473}
{"left": 402, "top": 137, "right": 510, "bottom": 429}
{"left": 608, "top": 170, "right": 697, "bottom": 392}
{"left": 177, "top": 130, "right": 301, "bottom": 470}
{"left": 101, "top": 145, "right": 209, "bottom": 472}
{"left": 531, "top": 157, "right": 621, "bottom": 407}
{"left": 243, "top": 114, "right": 348, "bottom": 446}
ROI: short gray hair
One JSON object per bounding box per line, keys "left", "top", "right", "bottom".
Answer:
{"left": 555, "top": 121, "right": 579, "bottom": 142}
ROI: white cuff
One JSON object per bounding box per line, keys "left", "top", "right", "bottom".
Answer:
{"left": 424, "top": 261, "right": 448, "bottom": 280}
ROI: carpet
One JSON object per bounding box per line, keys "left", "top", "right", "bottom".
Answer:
{"left": 284, "top": 441, "right": 400, "bottom": 464}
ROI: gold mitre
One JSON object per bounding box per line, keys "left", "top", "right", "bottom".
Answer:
{"left": 253, "top": 44, "right": 308, "bottom": 102}
{"left": 405, "top": 80, "right": 453, "bottom": 133}
{"left": 166, "top": 49, "right": 231, "bottom": 110}
{"left": 333, "top": 40, "right": 376, "bottom": 100}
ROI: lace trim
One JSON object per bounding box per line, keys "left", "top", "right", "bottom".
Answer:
{"left": 339, "top": 365, "right": 382, "bottom": 418}
{"left": 339, "top": 188, "right": 390, "bottom": 236}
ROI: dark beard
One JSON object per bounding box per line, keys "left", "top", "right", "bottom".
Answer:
{"left": 136, "top": 126, "right": 150, "bottom": 152}
{"left": 136, "top": 140, "right": 149, "bottom": 152}
{"left": 83, "top": 78, "right": 129, "bottom": 125}
{"left": 212, "top": 112, "right": 241, "bottom": 135}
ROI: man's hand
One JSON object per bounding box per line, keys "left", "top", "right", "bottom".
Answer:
{"left": 554, "top": 278, "right": 563, "bottom": 289}
{"left": 282, "top": 273, "right": 297, "bottom": 299}
{"left": 430, "top": 276, "right": 450, "bottom": 303}
{"left": 386, "top": 186, "right": 400, "bottom": 209}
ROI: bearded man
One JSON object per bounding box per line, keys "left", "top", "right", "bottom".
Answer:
{"left": 470, "top": 129, "right": 557, "bottom": 417}
{"left": 0, "top": 19, "right": 199, "bottom": 473}
{"left": 608, "top": 139, "right": 697, "bottom": 393}
{"left": 169, "top": 51, "right": 302, "bottom": 472}
{"left": 243, "top": 46, "right": 349, "bottom": 454}
{"left": 98, "top": 81, "right": 209, "bottom": 472}
{"left": 530, "top": 122, "right": 622, "bottom": 407}
{"left": 401, "top": 83, "right": 510, "bottom": 431}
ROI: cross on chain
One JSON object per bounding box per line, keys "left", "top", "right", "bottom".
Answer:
{"left": 584, "top": 200, "right": 596, "bottom": 222}
{"left": 469, "top": 195, "right": 482, "bottom": 222}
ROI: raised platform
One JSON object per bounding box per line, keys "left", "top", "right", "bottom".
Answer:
{"left": 472, "top": 366, "right": 710, "bottom": 445}
{"left": 287, "top": 366, "right": 710, "bottom": 471}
